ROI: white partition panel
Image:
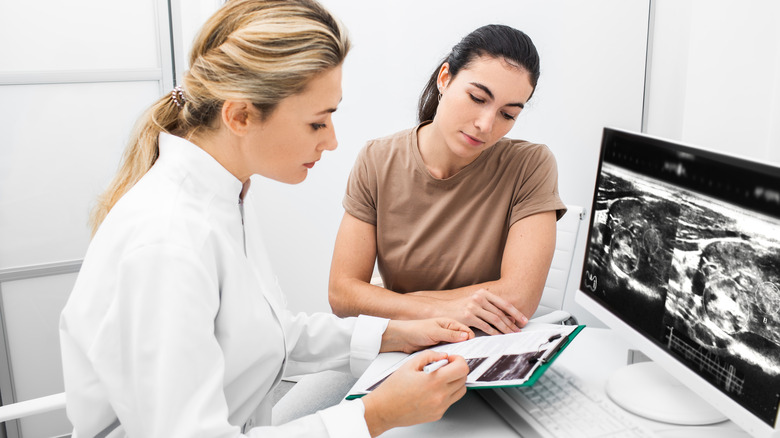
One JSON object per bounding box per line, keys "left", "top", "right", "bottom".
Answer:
{"left": 0, "top": 81, "right": 161, "bottom": 268}
{"left": 681, "top": 1, "right": 780, "bottom": 162}
{"left": 0, "top": 0, "right": 161, "bottom": 73}
{"left": 0, "top": 82, "right": 159, "bottom": 267}
{"left": 645, "top": 0, "right": 780, "bottom": 165}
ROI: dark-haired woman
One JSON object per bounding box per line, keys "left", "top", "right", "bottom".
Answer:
{"left": 329, "top": 25, "right": 567, "bottom": 335}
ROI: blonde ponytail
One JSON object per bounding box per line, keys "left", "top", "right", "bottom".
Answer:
{"left": 89, "top": 93, "right": 181, "bottom": 235}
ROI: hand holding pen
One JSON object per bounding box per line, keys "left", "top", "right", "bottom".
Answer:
{"left": 362, "top": 350, "right": 469, "bottom": 436}
{"left": 423, "top": 358, "right": 450, "bottom": 373}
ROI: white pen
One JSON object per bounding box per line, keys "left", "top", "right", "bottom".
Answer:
{"left": 423, "top": 358, "right": 449, "bottom": 374}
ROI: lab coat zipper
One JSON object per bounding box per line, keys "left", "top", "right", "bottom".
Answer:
{"left": 240, "top": 196, "right": 290, "bottom": 387}
{"left": 239, "top": 199, "right": 247, "bottom": 256}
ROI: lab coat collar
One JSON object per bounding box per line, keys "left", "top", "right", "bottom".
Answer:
{"left": 158, "top": 132, "right": 245, "bottom": 204}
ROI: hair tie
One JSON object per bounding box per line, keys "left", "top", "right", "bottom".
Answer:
{"left": 171, "top": 86, "right": 186, "bottom": 108}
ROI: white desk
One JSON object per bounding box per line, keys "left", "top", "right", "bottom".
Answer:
{"left": 380, "top": 327, "right": 750, "bottom": 437}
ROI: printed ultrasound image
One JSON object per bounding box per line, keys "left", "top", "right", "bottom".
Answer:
{"left": 466, "top": 357, "right": 487, "bottom": 374}
{"left": 476, "top": 352, "right": 538, "bottom": 382}
{"left": 583, "top": 164, "right": 780, "bottom": 424}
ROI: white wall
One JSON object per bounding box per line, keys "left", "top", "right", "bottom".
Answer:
{"left": 645, "top": 0, "right": 780, "bottom": 165}
{"left": 245, "top": 0, "right": 650, "bottom": 325}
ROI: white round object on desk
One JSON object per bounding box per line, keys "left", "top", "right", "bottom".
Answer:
{"left": 606, "top": 361, "right": 728, "bottom": 426}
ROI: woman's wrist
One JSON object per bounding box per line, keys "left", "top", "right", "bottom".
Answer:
{"left": 362, "top": 392, "right": 390, "bottom": 437}
{"left": 379, "top": 320, "right": 403, "bottom": 353}
{"left": 405, "top": 292, "right": 444, "bottom": 318}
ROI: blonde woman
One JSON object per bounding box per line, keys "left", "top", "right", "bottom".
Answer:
{"left": 59, "top": 1, "right": 472, "bottom": 436}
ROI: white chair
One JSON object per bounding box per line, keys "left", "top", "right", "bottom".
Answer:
{"left": 531, "top": 205, "right": 586, "bottom": 324}
{"left": 0, "top": 392, "right": 66, "bottom": 423}
{"left": 0, "top": 259, "right": 77, "bottom": 435}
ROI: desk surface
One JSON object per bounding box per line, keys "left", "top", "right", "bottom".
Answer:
{"left": 380, "top": 327, "right": 751, "bottom": 438}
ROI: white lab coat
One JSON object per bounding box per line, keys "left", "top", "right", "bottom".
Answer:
{"left": 60, "top": 133, "right": 387, "bottom": 437}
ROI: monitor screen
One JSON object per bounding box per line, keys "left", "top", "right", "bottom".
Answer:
{"left": 577, "top": 127, "right": 780, "bottom": 434}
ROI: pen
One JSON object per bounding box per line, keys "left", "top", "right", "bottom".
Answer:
{"left": 423, "top": 358, "right": 449, "bottom": 373}
{"left": 540, "top": 335, "right": 570, "bottom": 364}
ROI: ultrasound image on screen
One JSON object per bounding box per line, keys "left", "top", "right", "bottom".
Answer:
{"left": 582, "top": 162, "right": 780, "bottom": 425}
{"left": 581, "top": 169, "right": 680, "bottom": 339}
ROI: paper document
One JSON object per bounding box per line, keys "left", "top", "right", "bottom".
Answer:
{"left": 347, "top": 323, "right": 583, "bottom": 399}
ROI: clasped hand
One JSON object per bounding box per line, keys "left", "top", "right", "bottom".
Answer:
{"left": 415, "top": 288, "right": 528, "bottom": 335}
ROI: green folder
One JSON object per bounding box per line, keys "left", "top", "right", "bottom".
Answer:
{"left": 346, "top": 324, "right": 585, "bottom": 400}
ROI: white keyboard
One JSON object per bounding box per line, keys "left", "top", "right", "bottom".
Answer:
{"left": 478, "top": 366, "right": 658, "bottom": 438}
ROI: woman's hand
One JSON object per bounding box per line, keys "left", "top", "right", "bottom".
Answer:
{"left": 419, "top": 288, "right": 529, "bottom": 335}
{"left": 362, "top": 350, "right": 469, "bottom": 437}
{"left": 380, "top": 318, "right": 475, "bottom": 354}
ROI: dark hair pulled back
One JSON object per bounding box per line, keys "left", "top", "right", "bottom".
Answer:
{"left": 417, "top": 24, "right": 540, "bottom": 123}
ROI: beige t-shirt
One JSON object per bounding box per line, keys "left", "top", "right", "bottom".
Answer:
{"left": 343, "top": 124, "right": 567, "bottom": 293}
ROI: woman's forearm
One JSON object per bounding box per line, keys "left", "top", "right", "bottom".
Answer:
{"left": 408, "top": 278, "right": 543, "bottom": 320}
{"left": 328, "top": 276, "right": 437, "bottom": 320}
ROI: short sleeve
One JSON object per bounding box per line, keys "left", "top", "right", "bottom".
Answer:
{"left": 343, "top": 145, "right": 378, "bottom": 225}
{"left": 509, "top": 145, "right": 567, "bottom": 226}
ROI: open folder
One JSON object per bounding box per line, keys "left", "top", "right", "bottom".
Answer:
{"left": 346, "top": 322, "right": 584, "bottom": 399}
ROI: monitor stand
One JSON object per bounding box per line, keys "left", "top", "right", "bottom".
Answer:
{"left": 606, "top": 361, "right": 728, "bottom": 425}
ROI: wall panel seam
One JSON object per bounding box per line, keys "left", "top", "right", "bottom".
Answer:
{"left": 0, "top": 69, "right": 162, "bottom": 86}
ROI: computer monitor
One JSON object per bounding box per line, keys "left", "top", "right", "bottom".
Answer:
{"left": 575, "top": 127, "right": 780, "bottom": 437}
